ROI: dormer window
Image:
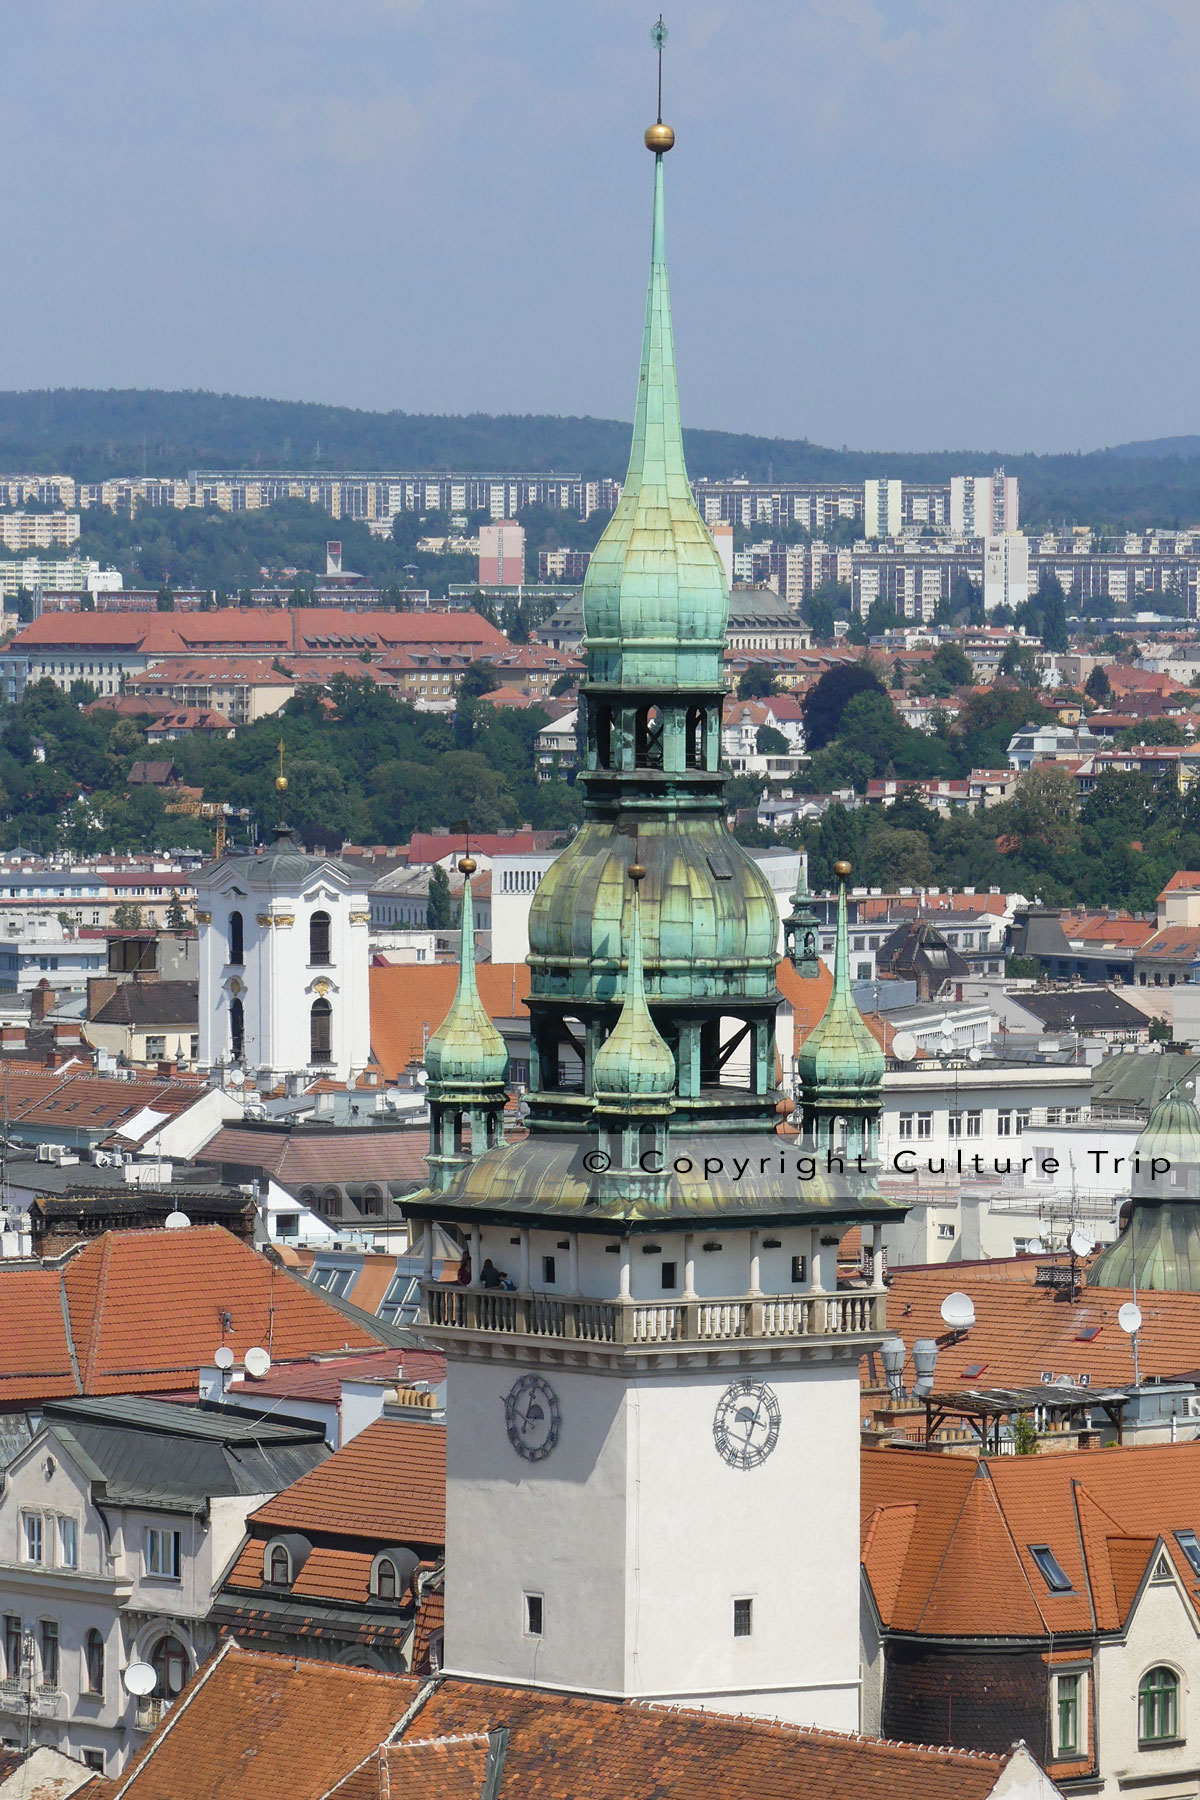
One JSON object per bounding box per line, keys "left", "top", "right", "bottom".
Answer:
{"left": 269, "top": 1545, "right": 291, "bottom": 1586}
{"left": 370, "top": 1547, "right": 419, "bottom": 1605}
{"left": 376, "top": 1558, "right": 397, "bottom": 1601}
{"left": 263, "top": 1534, "right": 311, "bottom": 1589}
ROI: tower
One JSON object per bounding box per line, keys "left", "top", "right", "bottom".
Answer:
{"left": 405, "top": 62, "right": 905, "bottom": 1729}
{"left": 1090, "top": 1082, "right": 1200, "bottom": 1290}
{"left": 195, "top": 775, "right": 372, "bottom": 1085}
{"left": 424, "top": 859, "right": 510, "bottom": 1191}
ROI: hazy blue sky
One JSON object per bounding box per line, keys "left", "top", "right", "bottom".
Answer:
{"left": 5, "top": 1, "right": 1200, "bottom": 452}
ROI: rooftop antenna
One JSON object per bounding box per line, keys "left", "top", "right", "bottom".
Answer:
{"left": 652, "top": 14, "right": 667, "bottom": 124}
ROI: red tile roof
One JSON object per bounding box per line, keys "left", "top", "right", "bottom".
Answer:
{"left": 112, "top": 1646, "right": 1031, "bottom": 1800}
{"left": 246, "top": 1418, "right": 445, "bottom": 1543}
{"left": 201, "top": 1126, "right": 431, "bottom": 1188}
{"left": 368, "top": 962, "right": 531, "bottom": 1082}
{"left": 233, "top": 1349, "right": 444, "bottom": 1402}
{"left": 0, "top": 1227, "right": 387, "bottom": 1406}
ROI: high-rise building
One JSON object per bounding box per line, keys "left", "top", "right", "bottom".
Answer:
{"left": 950, "top": 469, "right": 1019, "bottom": 538}
{"left": 478, "top": 521, "right": 525, "bottom": 586}
{"left": 983, "top": 532, "right": 1030, "bottom": 612}
{"left": 863, "top": 478, "right": 902, "bottom": 540}
{"left": 403, "top": 119, "right": 903, "bottom": 1730}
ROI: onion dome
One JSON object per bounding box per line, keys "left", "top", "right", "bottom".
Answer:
{"left": 795, "top": 861, "right": 884, "bottom": 1104}
{"left": 592, "top": 866, "right": 676, "bottom": 1104}
{"left": 424, "top": 862, "right": 508, "bottom": 1091}
{"left": 1090, "top": 1084, "right": 1200, "bottom": 1290}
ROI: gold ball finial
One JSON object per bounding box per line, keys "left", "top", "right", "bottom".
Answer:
{"left": 833, "top": 859, "right": 852, "bottom": 880}
{"left": 645, "top": 122, "right": 675, "bottom": 152}
{"left": 276, "top": 775, "right": 288, "bottom": 793}
{"left": 459, "top": 855, "right": 477, "bottom": 876}
{"left": 628, "top": 862, "right": 647, "bottom": 885}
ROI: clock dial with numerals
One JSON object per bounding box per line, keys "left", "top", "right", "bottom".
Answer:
{"left": 504, "top": 1373, "right": 561, "bottom": 1462}
{"left": 712, "top": 1379, "right": 781, "bottom": 1470}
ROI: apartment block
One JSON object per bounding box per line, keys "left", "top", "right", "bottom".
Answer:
{"left": 0, "top": 512, "right": 80, "bottom": 551}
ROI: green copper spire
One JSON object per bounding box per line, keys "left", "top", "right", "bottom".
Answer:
{"left": 582, "top": 143, "right": 728, "bottom": 694}
{"left": 592, "top": 865, "right": 676, "bottom": 1106}
{"left": 784, "top": 858, "right": 821, "bottom": 981}
{"left": 796, "top": 862, "right": 884, "bottom": 1159}
{"left": 425, "top": 862, "right": 508, "bottom": 1091}
{"left": 1091, "top": 1086, "right": 1200, "bottom": 1290}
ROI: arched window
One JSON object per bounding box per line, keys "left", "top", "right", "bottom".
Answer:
{"left": 150, "top": 1635, "right": 188, "bottom": 1701}
{"left": 375, "top": 1558, "right": 398, "bottom": 1601}
{"left": 84, "top": 1628, "right": 104, "bottom": 1696}
{"left": 230, "top": 997, "right": 244, "bottom": 1062}
{"left": 309, "top": 911, "right": 331, "bottom": 966}
{"left": 229, "top": 910, "right": 244, "bottom": 966}
{"left": 361, "top": 1186, "right": 384, "bottom": 1217}
{"left": 1139, "top": 1666, "right": 1180, "bottom": 1744}
{"left": 269, "top": 1545, "right": 291, "bottom": 1586}
{"left": 310, "top": 998, "right": 332, "bottom": 1063}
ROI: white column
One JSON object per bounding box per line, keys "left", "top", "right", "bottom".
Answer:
{"left": 682, "top": 1232, "right": 696, "bottom": 1299}
{"left": 871, "top": 1222, "right": 884, "bottom": 1289}
{"left": 469, "top": 1223, "right": 481, "bottom": 1288}
{"left": 809, "top": 1226, "right": 823, "bottom": 1292}
{"left": 619, "top": 1238, "right": 632, "bottom": 1299}
{"left": 748, "top": 1230, "right": 761, "bottom": 1296}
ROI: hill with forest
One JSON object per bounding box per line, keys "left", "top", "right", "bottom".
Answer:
{"left": 3, "top": 389, "right": 1200, "bottom": 529}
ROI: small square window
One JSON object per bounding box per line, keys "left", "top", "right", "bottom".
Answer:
{"left": 525, "top": 1594, "right": 543, "bottom": 1637}
{"left": 791, "top": 1254, "right": 807, "bottom": 1283}
{"left": 542, "top": 1255, "right": 556, "bottom": 1285}
{"left": 733, "top": 1598, "right": 753, "bottom": 1638}
{"left": 82, "top": 1752, "right": 105, "bottom": 1774}
{"left": 660, "top": 1262, "right": 677, "bottom": 1290}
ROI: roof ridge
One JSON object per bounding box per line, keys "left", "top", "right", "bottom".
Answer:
{"left": 78, "top": 1232, "right": 114, "bottom": 1391}
{"left": 629, "top": 1699, "right": 1006, "bottom": 1761}
{"left": 911, "top": 1459, "right": 995, "bottom": 1633}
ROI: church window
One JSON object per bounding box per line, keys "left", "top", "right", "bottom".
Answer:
{"left": 733, "top": 1598, "right": 753, "bottom": 1637}
{"left": 791, "top": 1255, "right": 807, "bottom": 1284}
{"left": 524, "top": 1594, "right": 543, "bottom": 1637}
{"left": 230, "top": 998, "right": 244, "bottom": 1062}
{"left": 310, "top": 999, "right": 332, "bottom": 1062}
{"left": 229, "top": 910, "right": 244, "bottom": 965}
{"left": 660, "top": 1262, "right": 677, "bottom": 1290}
{"left": 541, "top": 1255, "right": 556, "bottom": 1285}
{"left": 309, "top": 911, "right": 331, "bottom": 966}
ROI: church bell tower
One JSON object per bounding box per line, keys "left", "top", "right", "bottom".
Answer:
{"left": 405, "top": 48, "right": 905, "bottom": 1730}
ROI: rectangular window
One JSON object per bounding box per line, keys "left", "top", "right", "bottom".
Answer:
{"left": 997, "top": 1110, "right": 1012, "bottom": 1137}
{"left": 82, "top": 1753, "right": 105, "bottom": 1774}
{"left": 58, "top": 1518, "right": 77, "bottom": 1569}
{"left": 791, "top": 1254, "right": 807, "bottom": 1284}
{"left": 145, "top": 1528, "right": 181, "bottom": 1580}
{"left": 966, "top": 1111, "right": 982, "bottom": 1137}
{"left": 145, "top": 1035, "right": 166, "bottom": 1061}
{"left": 898, "top": 1113, "right": 914, "bottom": 1140}
{"left": 524, "top": 1593, "right": 543, "bottom": 1636}
{"left": 1029, "top": 1544, "right": 1073, "bottom": 1592}
{"left": 733, "top": 1598, "right": 753, "bottom": 1638}
{"left": 937, "top": 1223, "right": 956, "bottom": 1240}
{"left": 660, "top": 1262, "right": 677, "bottom": 1290}
{"left": 542, "top": 1255, "right": 556, "bottom": 1285}
{"left": 948, "top": 1112, "right": 962, "bottom": 1139}
{"left": 1016, "top": 1108, "right": 1031, "bottom": 1134}
{"left": 3, "top": 1616, "right": 21, "bottom": 1681}
{"left": 39, "top": 1621, "right": 58, "bottom": 1688}
{"left": 1175, "top": 1529, "right": 1200, "bottom": 1578}
{"left": 22, "top": 1514, "right": 42, "bottom": 1564}
{"left": 917, "top": 1112, "right": 932, "bottom": 1140}
{"left": 1046, "top": 1107, "right": 1061, "bottom": 1125}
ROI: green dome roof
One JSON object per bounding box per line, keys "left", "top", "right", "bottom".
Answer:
{"left": 592, "top": 874, "right": 676, "bottom": 1104}
{"left": 424, "top": 871, "right": 509, "bottom": 1091}
{"left": 1091, "top": 1086, "right": 1200, "bottom": 1290}
{"left": 582, "top": 154, "right": 728, "bottom": 693}
{"left": 795, "top": 872, "right": 884, "bottom": 1102}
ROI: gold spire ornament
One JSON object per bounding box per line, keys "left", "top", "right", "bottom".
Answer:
{"left": 645, "top": 16, "right": 674, "bottom": 152}
{"left": 276, "top": 739, "right": 288, "bottom": 830}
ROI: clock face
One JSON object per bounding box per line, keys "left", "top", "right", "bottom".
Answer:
{"left": 504, "top": 1373, "right": 561, "bottom": 1462}
{"left": 712, "top": 1379, "right": 781, "bottom": 1470}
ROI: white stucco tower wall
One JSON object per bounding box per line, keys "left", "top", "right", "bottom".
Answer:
{"left": 195, "top": 831, "right": 372, "bottom": 1084}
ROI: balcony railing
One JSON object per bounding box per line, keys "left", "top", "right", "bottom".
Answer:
{"left": 422, "top": 1283, "right": 884, "bottom": 1346}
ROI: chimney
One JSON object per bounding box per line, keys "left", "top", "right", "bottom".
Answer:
{"left": 0, "top": 1024, "right": 26, "bottom": 1051}
{"left": 53, "top": 1020, "right": 82, "bottom": 1045}
{"left": 87, "top": 977, "right": 120, "bottom": 1018}
{"left": 157, "top": 1059, "right": 178, "bottom": 1079}
{"left": 30, "top": 981, "right": 54, "bottom": 1022}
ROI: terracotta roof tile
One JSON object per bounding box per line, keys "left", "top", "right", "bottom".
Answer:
{"left": 248, "top": 1418, "right": 445, "bottom": 1544}
{"left": 239, "top": 1349, "right": 444, "bottom": 1401}
{"left": 369, "top": 962, "right": 530, "bottom": 1082}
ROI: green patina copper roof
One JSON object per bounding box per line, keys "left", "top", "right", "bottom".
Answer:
{"left": 1091, "top": 1088, "right": 1200, "bottom": 1290}
{"left": 582, "top": 152, "right": 728, "bottom": 694}
{"left": 795, "top": 873, "right": 885, "bottom": 1102}
{"left": 592, "top": 875, "right": 676, "bottom": 1103}
{"left": 424, "top": 870, "right": 509, "bottom": 1092}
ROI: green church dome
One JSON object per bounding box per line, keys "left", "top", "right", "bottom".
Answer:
{"left": 424, "top": 867, "right": 509, "bottom": 1090}
{"left": 591, "top": 868, "right": 676, "bottom": 1103}
{"left": 795, "top": 864, "right": 885, "bottom": 1105}
{"left": 1090, "top": 1086, "right": 1200, "bottom": 1291}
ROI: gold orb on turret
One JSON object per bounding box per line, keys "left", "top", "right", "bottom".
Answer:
{"left": 628, "top": 862, "right": 647, "bottom": 885}
{"left": 833, "top": 859, "right": 852, "bottom": 880}
{"left": 645, "top": 122, "right": 675, "bottom": 152}
{"left": 276, "top": 775, "right": 288, "bottom": 793}
{"left": 459, "top": 856, "right": 477, "bottom": 876}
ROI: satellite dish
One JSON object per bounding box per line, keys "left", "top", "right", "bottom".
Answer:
{"left": 212, "top": 1346, "right": 235, "bottom": 1371}
{"left": 1118, "top": 1302, "right": 1143, "bottom": 1336}
{"left": 891, "top": 1031, "right": 917, "bottom": 1063}
{"left": 939, "top": 1028, "right": 955, "bottom": 1049}
{"left": 968, "top": 1046, "right": 982, "bottom": 1063}
{"left": 1069, "top": 1227, "right": 1095, "bottom": 1258}
{"left": 164, "top": 1211, "right": 191, "bottom": 1230}
{"left": 123, "top": 1662, "right": 156, "bottom": 1697}
{"left": 227, "top": 1068, "right": 245, "bottom": 1087}
{"left": 1027, "top": 1237, "right": 1045, "bottom": 1256}
{"left": 940, "top": 1292, "right": 976, "bottom": 1331}
{"left": 244, "top": 1346, "right": 272, "bottom": 1379}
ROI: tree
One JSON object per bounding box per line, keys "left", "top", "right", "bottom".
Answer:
{"left": 1149, "top": 1016, "right": 1172, "bottom": 1043}
{"left": 1116, "top": 716, "right": 1185, "bottom": 749}
{"left": 922, "top": 642, "right": 973, "bottom": 695}
{"left": 801, "top": 662, "right": 886, "bottom": 752}
{"left": 459, "top": 661, "right": 502, "bottom": 702}
{"left": 1006, "top": 767, "right": 1080, "bottom": 857}
{"left": 156, "top": 584, "right": 175, "bottom": 612}
{"left": 113, "top": 903, "right": 144, "bottom": 929}
{"left": 756, "top": 724, "right": 789, "bottom": 755}
{"left": 426, "top": 864, "right": 452, "bottom": 928}
{"left": 1085, "top": 664, "right": 1113, "bottom": 704}
{"left": 737, "top": 664, "right": 777, "bottom": 699}
{"left": 999, "top": 637, "right": 1040, "bottom": 687}
{"left": 1033, "top": 571, "right": 1069, "bottom": 653}
{"left": 165, "top": 895, "right": 188, "bottom": 930}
